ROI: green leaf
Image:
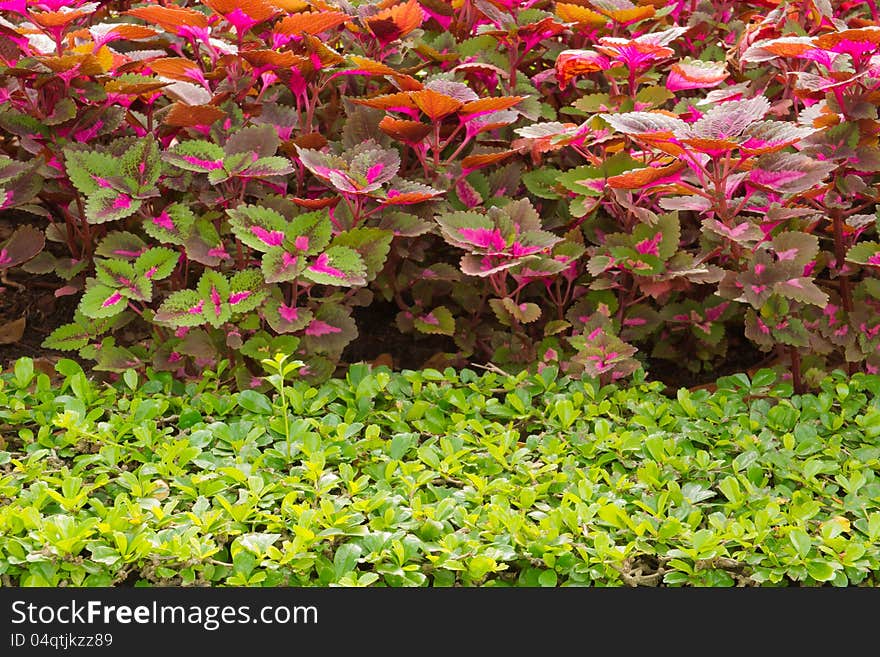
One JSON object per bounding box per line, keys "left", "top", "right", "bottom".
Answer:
{"left": 538, "top": 570, "right": 558, "bottom": 587}
{"left": 43, "top": 322, "right": 92, "bottom": 351}
{"left": 333, "top": 543, "right": 362, "bottom": 578}
{"left": 805, "top": 560, "right": 837, "bottom": 582}
{"left": 789, "top": 529, "right": 812, "bottom": 559}
{"left": 237, "top": 390, "right": 273, "bottom": 415}
{"left": 846, "top": 241, "right": 880, "bottom": 266}
{"left": 522, "top": 168, "right": 564, "bottom": 200}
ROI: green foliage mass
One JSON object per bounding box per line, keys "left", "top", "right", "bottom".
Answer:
{"left": 1, "top": 357, "right": 879, "bottom": 587}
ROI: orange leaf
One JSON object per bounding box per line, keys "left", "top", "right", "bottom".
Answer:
{"left": 37, "top": 53, "right": 104, "bottom": 75}
{"left": 606, "top": 161, "right": 685, "bottom": 189}
{"left": 103, "top": 24, "right": 160, "bottom": 40}
{"left": 366, "top": 0, "right": 425, "bottom": 41}
{"left": 350, "top": 92, "right": 418, "bottom": 111}
{"left": 461, "top": 150, "right": 516, "bottom": 171}
{"left": 816, "top": 27, "right": 880, "bottom": 51}
{"left": 126, "top": 6, "right": 209, "bottom": 33}
{"left": 292, "top": 133, "right": 329, "bottom": 149}
{"left": 30, "top": 10, "right": 87, "bottom": 28}
{"left": 164, "top": 103, "right": 226, "bottom": 127}
{"left": 265, "top": 0, "right": 309, "bottom": 10}
{"left": 379, "top": 116, "right": 431, "bottom": 143}
{"left": 347, "top": 55, "right": 400, "bottom": 77}
{"left": 680, "top": 137, "right": 739, "bottom": 154}
{"left": 411, "top": 88, "right": 462, "bottom": 121}
{"left": 148, "top": 57, "right": 202, "bottom": 82}
{"left": 381, "top": 192, "right": 437, "bottom": 205}
{"left": 203, "top": 0, "right": 277, "bottom": 23}
{"left": 301, "top": 34, "right": 345, "bottom": 68}
{"left": 104, "top": 79, "right": 170, "bottom": 95}
{"left": 345, "top": 55, "right": 423, "bottom": 90}
{"left": 605, "top": 6, "right": 655, "bottom": 23}
{"left": 460, "top": 96, "right": 524, "bottom": 116}
{"left": 555, "top": 3, "right": 606, "bottom": 26}
{"left": 240, "top": 49, "right": 304, "bottom": 68}
{"left": 292, "top": 196, "right": 340, "bottom": 209}
{"left": 276, "top": 10, "right": 352, "bottom": 34}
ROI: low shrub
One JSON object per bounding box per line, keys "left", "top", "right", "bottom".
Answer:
{"left": 1, "top": 356, "right": 878, "bottom": 586}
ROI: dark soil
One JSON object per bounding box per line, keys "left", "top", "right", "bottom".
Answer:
{"left": 0, "top": 265, "right": 769, "bottom": 389}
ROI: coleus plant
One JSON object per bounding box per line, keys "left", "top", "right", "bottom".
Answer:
{"left": 1, "top": 0, "right": 880, "bottom": 390}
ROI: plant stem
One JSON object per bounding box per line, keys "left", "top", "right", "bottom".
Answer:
{"left": 790, "top": 346, "right": 804, "bottom": 394}
{"left": 830, "top": 207, "right": 856, "bottom": 376}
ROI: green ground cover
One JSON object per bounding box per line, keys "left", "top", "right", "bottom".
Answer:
{"left": 1, "top": 356, "right": 878, "bottom": 587}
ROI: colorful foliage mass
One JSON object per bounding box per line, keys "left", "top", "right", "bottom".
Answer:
{"left": 1, "top": 0, "right": 880, "bottom": 388}
{"left": 2, "top": 356, "right": 880, "bottom": 587}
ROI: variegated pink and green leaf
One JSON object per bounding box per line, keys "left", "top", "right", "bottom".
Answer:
{"left": 264, "top": 296, "right": 314, "bottom": 334}
{"left": 85, "top": 188, "right": 141, "bottom": 224}
{"left": 164, "top": 140, "right": 226, "bottom": 174}
{"left": 154, "top": 289, "right": 208, "bottom": 327}
{"left": 184, "top": 217, "right": 229, "bottom": 267}
{"left": 846, "top": 241, "right": 880, "bottom": 267}
{"left": 413, "top": 306, "right": 455, "bottom": 335}
{"left": 297, "top": 139, "right": 400, "bottom": 195}
{"left": 377, "top": 179, "right": 443, "bottom": 205}
{"left": 301, "top": 246, "right": 367, "bottom": 287}
{"left": 78, "top": 280, "right": 130, "bottom": 318}
{"left": 64, "top": 148, "right": 120, "bottom": 197}
{"left": 302, "top": 303, "right": 358, "bottom": 354}
{"left": 330, "top": 227, "right": 393, "bottom": 282}
{"left": 94, "top": 258, "right": 150, "bottom": 301}
{"left": 228, "top": 204, "right": 289, "bottom": 252}
{"left": 143, "top": 204, "right": 196, "bottom": 246}
{"left": 0, "top": 225, "right": 44, "bottom": 270}
{"left": 261, "top": 246, "right": 305, "bottom": 283}
{"left": 748, "top": 152, "right": 837, "bottom": 195}
{"left": 94, "top": 231, "right": 147, "bottom": 260}
{"left": 120, "top": 134, "right": 161, "bottom": 193}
